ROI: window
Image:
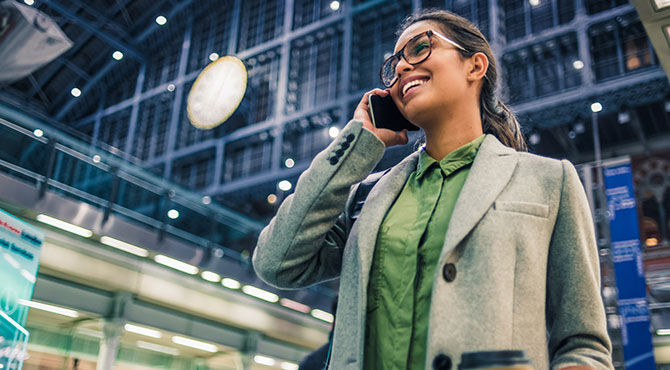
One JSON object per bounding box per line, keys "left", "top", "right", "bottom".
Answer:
{"left": 187, "top": 1, "right": 233, "bottom": 74}
{"left": 237, "top": 0, "right": 284, "bottom": 52}
{"left": 589, "top": 14, "right": 656, "bottom": 81}
{"left": 351, "top": 0, "right": 412, "bottom": 92}
{"left": 502, "top": 33, "right": 582, "bottom": 102}
{"left": 171, "top": 150, "right": 215, "bottom": 190}
{"left": 584, "top": 0, "right": 628, "bottom": 15}
{"left": 503, "top": 0, "right": 575, "bottom": 42}
{"left": 293, "top": 0, "right": 342, "bottom": 29}
{"left": 282, "top": 110, "right": 340, "bottom": 164}
{"left": 223, "top": 133, "right": 273, "bottom": 182}
{"left": 287, "top": 25, "right": 343, "bottom": 113}
{"left": 99, "top": 108, "right": 131, "bottom": 153}
{"left": 135, "top": 94, "right": 173, "bottom": 160}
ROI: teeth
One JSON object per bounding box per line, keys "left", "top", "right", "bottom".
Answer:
{"left": 402, "top": 79, "right": 427, "bottom": 96}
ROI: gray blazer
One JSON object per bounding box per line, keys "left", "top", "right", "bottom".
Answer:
{"left": 253, "top": 120, "right": 613, "bottom": 370}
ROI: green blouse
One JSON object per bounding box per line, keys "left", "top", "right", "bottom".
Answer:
{"left": 363, "top": 135, "right": 485, "bottom": 369}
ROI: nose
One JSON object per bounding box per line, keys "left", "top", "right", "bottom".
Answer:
{"left": 394, "top": 56, "right": 414, "bottom": 78}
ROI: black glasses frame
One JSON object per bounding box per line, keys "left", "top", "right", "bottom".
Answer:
{"left": 379, "top": 29, "right": 466, "bottom": 88}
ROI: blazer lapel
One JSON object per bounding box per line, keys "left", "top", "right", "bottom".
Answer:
{"left": 439, "top": 134, "right": 518, "bottom": 262}
{"left": 357, "top": 151, "right": 420, "bottom": 287}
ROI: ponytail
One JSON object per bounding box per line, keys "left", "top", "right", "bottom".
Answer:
{"left": 480, "top": 83, "right": 528, "bottom": 152}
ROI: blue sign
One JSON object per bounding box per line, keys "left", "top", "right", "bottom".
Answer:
{"left": 0, "top": 209, "right": 44, "bottom": 370}
{"left": 603, "top": 162, "right": 656, "bottom": 369}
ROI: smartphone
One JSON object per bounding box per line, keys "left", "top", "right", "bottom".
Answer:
{"left": 368, "top": 94, "right": 419, "bottom": 132}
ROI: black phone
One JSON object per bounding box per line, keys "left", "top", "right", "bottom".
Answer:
{"left": 368, "top": 94, "right": 419, "bottom": 132}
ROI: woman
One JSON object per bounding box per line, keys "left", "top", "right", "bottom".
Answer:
{"left": 253, "top": 9, "right": 613, "bottom": 370}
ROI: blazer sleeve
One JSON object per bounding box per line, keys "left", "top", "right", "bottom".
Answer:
{"left": 252, "top": 119, "right": 385, "bottom": 289}
{"left": 546, "top": 160, "right": 614, "bottom": 370}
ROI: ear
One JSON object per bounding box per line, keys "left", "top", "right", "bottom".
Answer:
{"left": 466, "top": 52, "right": 489, "bottom": 82}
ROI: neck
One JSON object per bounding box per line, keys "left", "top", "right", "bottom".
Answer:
{"left": 421, "top": 104, "right": 484, "bottom": 161}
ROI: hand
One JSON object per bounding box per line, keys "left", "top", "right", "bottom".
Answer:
{"left": 353, "top": 88, "right": 409, "bottom": 148}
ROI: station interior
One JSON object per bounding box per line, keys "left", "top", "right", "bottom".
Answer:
{"left": 1, "top": 0, "right": 670, "bottom": 369}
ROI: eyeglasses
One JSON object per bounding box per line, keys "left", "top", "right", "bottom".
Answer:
{"left": 379, "top": 29, "right": 466, "bottom": 88}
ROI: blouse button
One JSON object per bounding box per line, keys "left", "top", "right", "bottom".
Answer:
{"left": 442, "top": 263, "right": 457, "bottom": 282}
{"left": 432, "top": 354, "right": 452, "bottom": 370}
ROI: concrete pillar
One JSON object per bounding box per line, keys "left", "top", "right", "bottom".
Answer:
{"left": 96, "top": 319, "right": 123, "bottom": 370}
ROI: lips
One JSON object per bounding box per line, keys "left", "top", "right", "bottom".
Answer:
{"left": 400, "top": 76, "right": 430, "bottom": 98}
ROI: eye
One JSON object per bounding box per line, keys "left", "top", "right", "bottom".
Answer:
{"left": 411, "top": 42, "right": 429, "bottom": 56}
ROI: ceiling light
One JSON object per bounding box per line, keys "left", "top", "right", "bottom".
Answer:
{"left": 100, "top": 236, "right": 149, "bottom": 257}
{"left": 154, "top": 254, "right": 198, "bottom": 275}
{"left": 36, "top": 214, "right": 93, "bottom": 238}
{"left": 201, "top": 270, "right": 221, "bottom": 283}
{"left": 18, "top": 299, "right": 79, "bottom": 318}
{"left": 529, "top": 0, "right": 540, "bottom": 6}
{"left": 112, "top": 51, "right": 124, "bottom": 60}
{"left": 285, "top": 158, "right": 295, "bottom": 168}
{"left": 329, "top": 1, "right": 340, "bottom": 11}
{"left": 254, "top": 355, "right": 276, "bottom": 366}
{"left": 167, "top": 84, "right": 176, "bottom": 92}
{"left": 658, "top": 328, "right": 670, "bottom": 335}
{"left": 311, "top": 308, "right": 334, "bottom": 323}
{"left": 267, "top": 194, "right": 277, "bottom": 204}
{"left": 33, "top": 129, "right": 43, "bottom": 137}
{"left": 278, "top": 180, "right": 292, "bottom": 191}
{"left": 572, "top": 60, "right": 584, "bottom": 70}
{"left": 92, "top": 154, "right": 101, "bottom": 163}
{"left": 23, "top": 0, "right": 34, "bottom": 5}
{"left": 124, "top": 323, "right": 161, "bottom": 338}
{"left": 281, "top": 362, "right": 299, "bottom": 370}
{"left": 76, "top": 327, "right": 104, "bottom": 339}
{"left": 171, "top": 336, "right": 217, "bottom": 352}
{"left": 242, "top": 285, "right": 279, "bottom": 302}
{"left": 618, "top": 111, "right": 630, "bottom": 124}
{"left": 137, "top": 340, "right": 179, "bottom": 355}
{"left": 167, "top": 209, "right": 179, "bottom": 219}
{"left": 328, "top": 127, "right": 340, "bottom": 138}
{"left": 71, "top": 88, "right": 81, "bottom": 97}
{"left": 279, "top": 298, "right": 311, "bottom": 313}
{"left": 209, "top": 53, "right": 219, "bottom": 61}
{"left": 222, "top": 278, "right": 241, "bottom": 289}
{"left": 201, "top": 196, "right": 211, "bottom": 205}
{"left": 155, "top": 16, "right": 167, "bottom": 25}
{"left": 591, "top": 102, "right": 603, "bottom": 113}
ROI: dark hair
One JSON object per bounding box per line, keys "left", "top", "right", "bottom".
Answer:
{"left": 398, "top": 9, "right": 528, "bottom": 152}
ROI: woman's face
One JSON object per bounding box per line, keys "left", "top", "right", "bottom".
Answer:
{"left": 389, "top": 21, "right": 472, "bottom": 126}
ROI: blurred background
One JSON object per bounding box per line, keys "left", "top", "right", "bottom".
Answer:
{"left": 0, "top": 0, "right": 670, "bottom": 369}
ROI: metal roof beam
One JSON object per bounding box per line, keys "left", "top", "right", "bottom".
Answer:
{"left": 43, "top": 0, "right": 145, "bottom": 62}
{"left": 63, "top": 0, "right": 132, "bottom": 40}
{"left": 53, "top": 0, "right": 195, "bottom": 121}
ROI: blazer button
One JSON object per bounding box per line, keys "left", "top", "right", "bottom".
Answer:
{"left": 346, "top": 134, "right": 355, "bottom": 142}
{"left": 442, "top": 263, "right": 457, "bottom": 282}
{"left": 329, "top": 157, "right": 339, "bottom": 165}
{"left": 433, "top": 354, "right": 452, "bottom": 370}
{"left": 335, "top": 149, "right": 344, "bottom": 157}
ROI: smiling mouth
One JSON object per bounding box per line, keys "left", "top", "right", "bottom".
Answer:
{"left": 402, "top": 78, "right": 430, "bottom": 97}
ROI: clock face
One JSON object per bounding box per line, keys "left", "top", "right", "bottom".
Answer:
{"left": 187, "top": 56, "right": 247, "bottom": 130}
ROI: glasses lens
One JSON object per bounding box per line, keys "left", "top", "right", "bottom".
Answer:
{"left": 405, "top": 34, "right": 431, "bottom": 63}
{"left": 381, "top": 55, "right": 399, "bottom": 87}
